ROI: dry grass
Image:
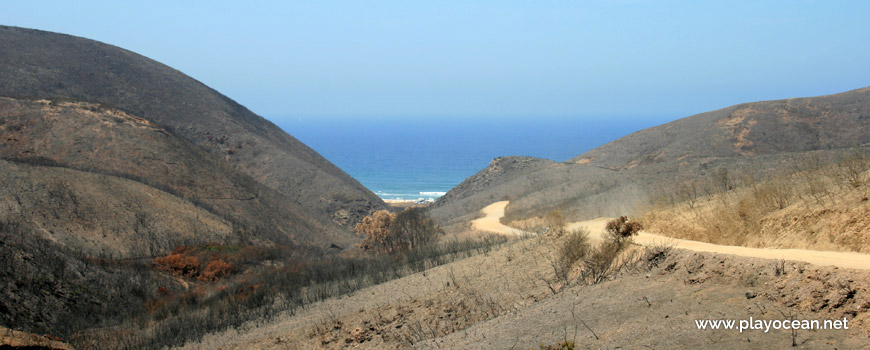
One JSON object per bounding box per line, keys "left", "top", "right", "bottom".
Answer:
{"left": 185, "top": 222, "right": 870, "bottom": 349}
{"left": 641, "top": 148, "right": 870, "bottom": 252}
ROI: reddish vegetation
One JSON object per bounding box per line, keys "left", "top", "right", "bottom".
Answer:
{"left": 201, "top": 259, "right": 233, "bottom": 281}
{"left": 152, "top": 245, "right": 235, "bottom": 281}
{"left": 154, "top": 247, "right": 201, "bottom": 277}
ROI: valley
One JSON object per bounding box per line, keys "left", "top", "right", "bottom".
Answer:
{"left": 1, "top": 24, "right": 869, "bottom": 350}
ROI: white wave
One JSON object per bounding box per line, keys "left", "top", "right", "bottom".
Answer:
{"left": 419, "top": 191, "right": 447, "bottom": 196}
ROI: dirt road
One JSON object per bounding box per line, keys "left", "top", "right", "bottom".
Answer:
{"left": 470, "top": 201, "right": 525, "bottom": 235}
{"left": 475, "top": 201, "right": 870, "bottom": 270}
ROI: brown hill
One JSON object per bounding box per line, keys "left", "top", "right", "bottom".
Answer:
{"left": 432, "top": 88, "right": 870, "bottom": 228}
{"left": 0, "top": 26, "right": 382, "bottom": 341}
{"left": 0, "top": 97, "right": 365, "bottom": 342}
{"left": 0, "top": 25, "right": 384, "bottom": 228}
{"left": 0, "top": 97, "right": 355, "bottom": 257}
{"left": 572, "top": 87, "right": 870, "bottom": 169}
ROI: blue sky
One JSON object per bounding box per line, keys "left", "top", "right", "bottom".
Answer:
{"left": 3, "top": 1, "right": 869, "bottom": 122}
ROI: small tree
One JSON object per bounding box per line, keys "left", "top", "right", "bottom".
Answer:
{"left": 355, "top": 210, "right": 396, "bottom": 253}
{"left": 390, "top": 207, "right": 443, "bottom": 252}
{"left": 355, "top": 208, "right": 442, "bottom": 254}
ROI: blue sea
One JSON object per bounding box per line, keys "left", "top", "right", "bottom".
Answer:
{"left": 278, "top": 118, "right": 662, "bottom": 201}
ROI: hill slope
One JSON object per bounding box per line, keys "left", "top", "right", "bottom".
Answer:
{"left": 0, "top": 25, "right": 385, "bottom": 227}
{"left": 432, "top": 88, "right": 870, "bottom": 227}
{"left": 0, "top": 26, "right": 381, "bottom": 340}
{"left": 572, "top": 87, "right": 870, "bottom": 169}
{"left": 0, "top": 97, "right": 353, "bottom": 257}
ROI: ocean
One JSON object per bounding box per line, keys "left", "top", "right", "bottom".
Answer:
{"left": 278, "top": 118, "right": 661, "bottom": 201}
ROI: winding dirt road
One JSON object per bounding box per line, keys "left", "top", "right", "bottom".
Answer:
{"left": 473, "top": 201, "right": 870, "bottom": 270}
{"left": 470, "top": 201, "right": 525, "bottom": 235}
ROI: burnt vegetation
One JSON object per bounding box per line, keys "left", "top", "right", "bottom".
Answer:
{"left": 0, "top": 26, "right": 509, "bottom": 349}
{"left": 1, "top": 211, "right": 507, "bottom": 349}
{"left": 3, "top": 25, "right": 870, "bottom": 349}
{"left": 355, "top": 207, "right": 444, "bottom": 255}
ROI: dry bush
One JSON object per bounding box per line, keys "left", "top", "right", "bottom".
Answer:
{"left": 836, "top": 151, "right": 869, "bottom": 188}
{"left": 713, "top": 167, "right": 734, "bottom": 193}
{"left": 751, "top": 179, "right": 792, "bottom": 210}
{"left": 392, "top": 207, "right": 443, "bottom": 251}
{"left": 199, "top": 259, "right": 232, "bottom": 281}
{"left": 153, "top": 245, "right": 246, "bottom": 281}
{"left": 558, "top": 229, "right": 590, "bottom": 280}
{"left": 355, "top": 210, "right": 396, "bottom": 253}
{"left": 154, "top": 248, "right": 200, "bottom": 277}
{"left": 580, "top": 240, "right": 624, "bottom": 284}
{"left": 640, "top": 147, "right": 870, "bottom": 251}
{"left": 604, "top": 216, "right": 642, "bottom": 245}
{"left": 355, "top": 208, "right": 443, "bottom": 254}
{"left": 545, "top": 209, "right": 566, "bottom": 234}
{"left": 549, "top": 226, "right": 633, "bottom": 285}
{"left": 676, "top": 180, "right": 701, "bottom": 208}
{"left": 640, "top": 241, "right": 673, "bottom": 270}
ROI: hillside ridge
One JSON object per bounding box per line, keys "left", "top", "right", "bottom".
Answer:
{"left": 572, "top": 87, "right": 870, "bottom": 169}
{"left": 0, "top": 25, "right": 385, "bottom": 228}
{"left": 433, "top": 87, "right": 870, "bottom": 229}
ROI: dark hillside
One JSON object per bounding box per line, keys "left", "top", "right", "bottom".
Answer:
{"left": 0, "top": 26, "right": 383, "bottom": 343}
{"left": 0, "top": 25, "right": 385, "bottom": 227}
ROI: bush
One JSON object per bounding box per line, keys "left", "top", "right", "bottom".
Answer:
{"left": 355, "top": 208, "right": 443, "bottom": 254}
{"left": 153, "top": 246, "right": 241, "bottom": 281}
{"left": 154, "top": 248, "right": 200, "bottom": 277}
{"left": 545, "top": 209, "right": 566, "bottom": 234}
{"left": 355, "top": 210, "right": 396, "bottom": 253}
{"left": 582, "top": 240, "right": 624, "bottom": 284}
{"left": 605, "top": 216, "right": 642, "bottom": 246}
{"left": 838, "top": 151, "right": 869, "bottom": 188}
{"left": 199, "top": 259, "right": 232, "bottom": 281}
{"left": 558, "top": 229, "right": 590, "bottom": 280}
{"left": 391, "top": 207, "right": 443, "bottom": 251}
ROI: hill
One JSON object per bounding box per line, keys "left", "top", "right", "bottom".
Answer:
{"left": 572, "top": 87, "right": 870, "bottom": 169}
{"left": 431, "top": 88, "right": 870, "bottom": 229}
{"left": 0, "top": 97, "right": 353, "bottom": 257}
{"left": 0, "top": 25, "right": 385, "bottom": 228}
{"left": 0, "top": 26, "right": 383, "bottom": 343}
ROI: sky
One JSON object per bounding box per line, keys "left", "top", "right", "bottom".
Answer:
{"left": 2, "top": 1, "right": 869, "bottom": 122}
